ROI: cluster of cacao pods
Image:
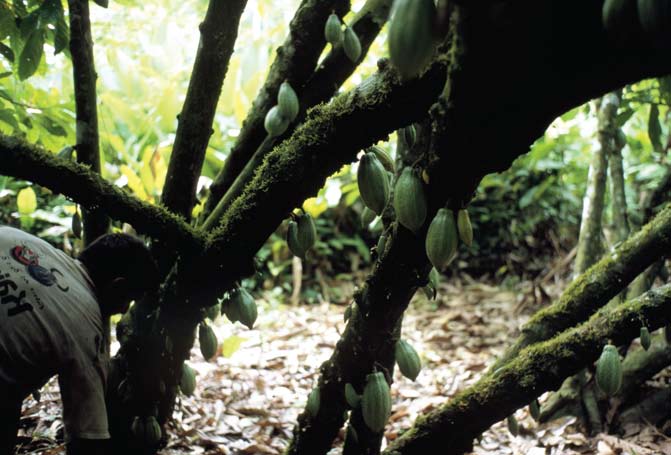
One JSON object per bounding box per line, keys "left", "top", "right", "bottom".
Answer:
{"left": 286, "top": 211, "right": 317, "bottom": 259}
{"left": 425, "top": 207, "right": 473, "bottom": 270}
{"left": 264, "top": 81, "right": 299, "bottom": 137}
{"left": 324, "top": 11, "right": 361, "bottom": 62}
{"left": 361, "top": 372, "right": 392, "bottom": 433}
{"left": 603, "top": 0, "right": 671, "bottom": 43}
{"left": 222, "top": 286, "right": 258, "bottom": 329}
{"left": 198, "top": 321, "right": 218, "bottom": 361}
{"left": 388, "top": 0, "right": 437, "bottom": 80}
{"left": 131, "top": 415, "right": 162, "bottom": 446}
{"left": 595, "top": 344, "right": 622, "bottom": 396}
{"left": 395, "top": 339, "right": 422, "bottom": 381}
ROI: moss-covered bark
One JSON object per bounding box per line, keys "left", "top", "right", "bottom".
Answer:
{"left": 383, "top": 284, "right": 671, "bottom": 455}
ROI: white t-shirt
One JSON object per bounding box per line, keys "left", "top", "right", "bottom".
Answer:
{"left": 0, "top": 226, "right": 109, "bottom": 441}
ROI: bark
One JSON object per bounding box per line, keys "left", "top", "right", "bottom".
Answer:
{"left": 383, "top": 284, "right": 671, "bottom": 455}
{"left": 617, "top": 388, "right": 671, "bottom": 426}
{"left": 619, "top": 334, "right": 671, "bottom": 398}
{"left": 67, "top": 0, "right": 109, "bottom": 244}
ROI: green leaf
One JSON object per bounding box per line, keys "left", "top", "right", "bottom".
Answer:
{"left": 0, "top": 42, "right": 14, "bottom": 62}
{"left": 19, "top": 11, "right": 39, "bottom": 40}
{"left": 18, "top": 30, "right": 43, "bottom": 80}
{"left": 17, "top": 186, "right": 37, "bottom": 214}
{"left": 53, "top": 13, "right": 68, "bottom": 55}
{"left": 616, "top": 107, "right": 634, "bottom": 128}
{"left": 648, "top": 104, "right": 663, "bottom": 154}
{"left": 0, "top": 109, "right": 20, "bottom": 130}
{"left": 0, "top": 4, "right": 16, "bottom": 41}
{"left": 93, "top": 0, "right": 110, "bottom": 8}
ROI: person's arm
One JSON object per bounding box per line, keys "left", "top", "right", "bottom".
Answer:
{"left": 66, "top": 437, "right": 110, "bottom": 455}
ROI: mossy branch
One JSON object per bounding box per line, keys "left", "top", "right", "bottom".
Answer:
{"left": 384, "top": 284, "right": 671, "bottom": 455}
{"left": 0, "top": 135, "right": 204, "bottom": 250}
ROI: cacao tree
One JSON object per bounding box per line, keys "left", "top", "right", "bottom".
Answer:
{"left": 2, "top": 0, "right": 671, "bottom": 454}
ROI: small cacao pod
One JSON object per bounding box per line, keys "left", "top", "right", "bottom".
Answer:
{"left": 117, "top": 378, "right": 133, "bottom": 404}
{"left": 180, "top": 363, "right": 197, "bottom": 396}
{"left": 286, "top": 220, "right": 306, "bottom": 259}
{"left": 637, "top": 0, "right": 671, "bottom": 43}
{"left": 507, "top": 415, "right": 519, "bottom": 436}
{"left": 368, "top": 145, "right": 395, "bottom": 173}
{"left": 278, "top": 81, "right": 299, "bottom": 122}
{"left": 237, "top": 287, "right": 258, "bottom": 330}
{"left": 223, "top": 288, "right": 241, "bottom": 323}
{"left": 306, "top": 387, "right": 320, "bottom": 417}
{"left": 361, "top": 372, "right": 391, "bottom": 433}
{"left": 198, "top": 322, "right": 218, "bottom": 361}
{"left": 131, "top": 416, "right": 144, "bottom": 440}
{"left": 395, "top": 339, "right": 421, "bottom": 381}
{"left": 144, "top": 416, "right": 162, "bottom": 446}
{"left": 205, "top": 303, "right": 220, "bottom": 321}
{"left": 394, "top": 168, "right": 427, "bottom": 233}
{"left": 388, "top": 0, "right": 436, "bottom": 80}
{"left": 401, "top": 125, "right": 416, "bottom": 149}
{"left": 596, "top": 344, "right": 622, "bottom": 396}
{"left": 264, "top": 105, "right": 289, "bottom": 137}
{"left": 361, "top": 206, "right": 376, "bottom": 228}
{"left": 425, "top": 208, "right": 458, "bottom": 270}
{"left": 343, "top": 26, "right": 362, "bottom": 62}
{"left": 345, "top": 383, "right": 361, "bottom": 408}
{"left": 602, "top": 0, "right": 639, "bottom": 37}
{"left": 457, "top": 209, "right": 473, "bottom": 247}
{"left": 640, "top": 326, "right": 651, "bottom": 351}
{"left": 325, "top": 12, "right": 343, "bottom": 45}
{"left": 422, "top": 267, "right": 439, "bottom": 300}
{"left": 72, "top": 211, "right": 82, "bottom": 239}
{"left": 529, "top": 399, "right": 540, "bottom": 421}
{"left": 358, "top": 152, "right": 390, "bottom": 215}
{"left": 297, "top": 213, "right": 317, "bottom": 254}
{"left": 377, "top": 233, "right": 387, "bottom": 257}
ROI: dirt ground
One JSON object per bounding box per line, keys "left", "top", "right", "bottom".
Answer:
{"left": 14, "top": 276, "right": 671, "bottom": 454}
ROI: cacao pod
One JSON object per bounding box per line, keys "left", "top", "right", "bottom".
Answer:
{"left": 325, "top": 13, "right": 343, "bottom": 45}
{"left": 638, "top": 0, "right": 671, "bottom": 43}
{"left": 286, "top": 219, "right": 306, "bottom": 259}
{"left": 358, "top": 152, "right": 390, "bottom": 215}
{"left": 343, "top": 26, "right": 362, "bottom": 62}
{"left": 72, "top": 211, "right": 82, "bottom": 239}
{"left": 388, "top": 0, "right": 436, "bottom": 80}
{"left": 377, "top": 233, "right": 387, "bottom": 257}
{"left": 401, "top": 125, "right": 416, "bottom": 149}
{"left": 368, "top": 145, "right": 395, "bottom": 173}
{"left": 264, "top": 105, "right": 289, "bottom": 137}
{"left": 198, "top": 322, "right": 218, "bottom": 361}
{"left": 180, "top": 363, "right": 197, "bottom": 396}
{"left": 144, "top": 416, "right": 162, "bottom": 446}
{"left": 236, "top": 287, "right": 258, "bottom": 330}
{"left": 278, "top": 81, "right": 299, "bottom": 122}
{"left": 529, "top": 399, "right": 540, "bottom": 421}
{"left": 457, "top": 209, "right": 473, "bottom": 247}
{"left": 223, "top": 288, "right": 241, "bottom": 323}
{"left": 506, "top": 415, "right": 519, "bottom": 436}
{"left": 117, "top": 378, "right": 133, "bottom": 405}
{"left": 345, "top": 383, "right": 361, "bottom": 408}
{"left": 640, "top": 326, "right": 651, "bottom": 351}
{"left": 595, "top": 344, "right": 622, "bottom": 396}
{"left": 361, "top": 372, "right": 391, "bottom": 433}
{"left": 345, "top": 425, "right": 359, "bottom": 447}
{"left": 297, "top": 213, "right": 317, "bottom": 253}
{"left": 131, "top": 416, "right": 144, "bottom": 440}
{"left": 425, "top": 208, "right": 458, "bottom": 270}
{"left": 602, "top": 0, "right": 640, "bottom": 37}
{"left": 205, "top": 303, "right": 220, "bottom": 321}
{"left": 306, "top": 387, "right": 320, "bottom": 417}
{"left": 394, "top": 168, "right": 427, "bottom": 233}
{"left": 422, "top": 267, "right": 439, "bottom": 300}
{"left": 117, "top": 310, "right": 133, "bottom": 345}
{"left": 395, "top": 339, "right": 421, "bottom": 381}
{"left": 361, "top": 206, "right": 376, "bottom": 228}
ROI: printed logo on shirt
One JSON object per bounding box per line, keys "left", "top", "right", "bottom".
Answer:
{"left": 10, "top": 245, "right": 70, "bottom": 291}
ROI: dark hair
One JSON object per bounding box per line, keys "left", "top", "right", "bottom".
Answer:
{"left": 78, "top": 233, "right": 159, "bottom": 295}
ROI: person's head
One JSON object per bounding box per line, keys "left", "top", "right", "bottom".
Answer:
{"left": 77, "top": 233, "right": 159, "bottom": 316}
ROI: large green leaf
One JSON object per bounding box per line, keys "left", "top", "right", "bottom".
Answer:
{"left": 18, "top": 29, "right": 43, "bottom": 80}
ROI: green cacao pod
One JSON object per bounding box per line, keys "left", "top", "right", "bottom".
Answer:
{"left": 595, "top": 344, "right": 622, "bottom": 396}
{"left": 368, "top": 145, "right": 395, "bottom": 173}
{"left": 422, "top": 267, "right": 439, "bottom": 300}
{"left": 361, "top": 372, "right": 391, "bottom": 433}
{"left": 425, "top": 208, "right": 458, "bottom": 270}
{"left": 529, "top": 399, "right": 540, "bottom": 421}
{"left": 117, "top": 378, "right": 133, "bottom": 405}
{"left": 264, "top": 105, "right": 289, "bottom": 137}
{"left": 180, "top": 363, "right": 197, "bottom": 396}
{"left": 306, "top": 387, "right": 321, "bottom": 417}
{"left": 602, "top": 0, "right": 639, "bottom": 36}
{"left": 278, "top": 81, "right": 299, "bottom": 122}
{"left": 198, "top": 322, "right": 218, "bottom": 361}
{"left": 377, "top": 233, "right": 387, "bottom": 257}
{"left": 358, "top": 152, "right": 390, "bottom": 215}
{"left": 345, "top": 425, "right": 359, "bottom": 447}
{"left": 343, "top": 26, "right": 362, "bottom": 62}
{"left": 325, "top": 13, "right": 343, "bottom": 45}
{"left": 640, "top": 326, "right": 651, "bottom": 351}
{"left": 388, "top": 0, "right": 436, "bottom": 80}
{"left": 286, "top": 220, "right": 306, "bottom": 259}
{"left": 297, "top": 213, "right": 317, "bottom": 254}
{"left": 401, "top": 125, "right": 416, "bottom": 149}
{"left": 506, "top": 415, "right": 519, "bottom": 436}
{"left": 395, "top": 339, "right": 421, "bottom": 381}
{"left": 394, "top": 168, "right": 427, "bottom": 233}
{"left": 457, "top": 209, "right": 473, "bottom": 247}
{"left": 131, "top": 416, "right": 144, "bottom": 440}
{"left": 345, "top": 383, "right": 361, "bottom": 408}
{"left": 205, "top": 303, "right": 220, "bottom": 321}
{"left": 223, "top": 288, "right": 241, "bottom": 323}
{"left": 237, "top": 287, "right": 258, "bottom": 330}
{"left": 638, "top": 0, "right": 671, "bottom": 43}
{"left": 361, "top": 206, "right": 376, "bottom": 228}
{"left": 144, "top": 416, "right": 162, "bottom": 446}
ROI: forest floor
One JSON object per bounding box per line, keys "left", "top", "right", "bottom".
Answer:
{"left": 14, "top": 273, "right": 671, "bottom": 455}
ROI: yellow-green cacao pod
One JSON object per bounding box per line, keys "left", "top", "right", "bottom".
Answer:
{"left": 401, "top": 125, "right": 416, "bottom": 149}
{"left": 297, "top": 213, "right": 317, "bottom": 254}
{"left": 325, "top": 13, "right": 343, "bottom": 45}
{"left": 388, "top": 0, "right": 436, "bottom": 80}
{"left": 368, "top": 145, "right": 395, "bottom": 173}
{"left": 394, "top": 168, "right": 427, "bottom": 233}
{"left": 144, "top": 416, "right": 162, "bottom": 446}
{"left": 529, "top": 399, "right": 540, "bottom": 421}
{"left": 306, "top": 387, "right": 320, "bottom": 417}
{"left": 640, "top": 326, "right": 651, "bottom": 351}
{"left": 198, "top": 322, "right": 218, "bottom": 361}
{"left": 596, "top": 344, "right": 622, "bottom": 396}
{"left": 361, "top": 206, "right": 376, "bottom": 228}
{"left": 345, "top": 383, "right": 361, "bottom": 408}
{"left": 286, "top": 220, "right": 306, "bottom": 259}
{"left": 343, "top": 26, "right": 362, "bottom": 62}
{"left": 395, "top": 339, "right": 421, "bottom": 381}
{"left": 377, "top": 233, "right": 387, "bottom": 257}
{"left": 180, "top": 363, "right": 197, "bottom": 396}
{"left": 361, "top": 372, "right": 391, "bottom": 433}
{"left": 506, "top": 415, "right": 519, "bottom": 436}
{"left": 358, "top": 152, "right": 390, "bottom": 215}
{"left": 457, "top": 209, "right": 473, "bottom": 247}
{"left": 602, "top": 0, "right": 639, "bottom": 36}
{"left": 425, "top": 208, "right": 458, "bottom": 270}
{"left": 278, "top": 81, "right": 299, "bottom": 122}
{"left": 638, "top": 0, "right": 671, "bottom": 43}
{"left": 264, "top": 105, "right": 289, "bottom": 137}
